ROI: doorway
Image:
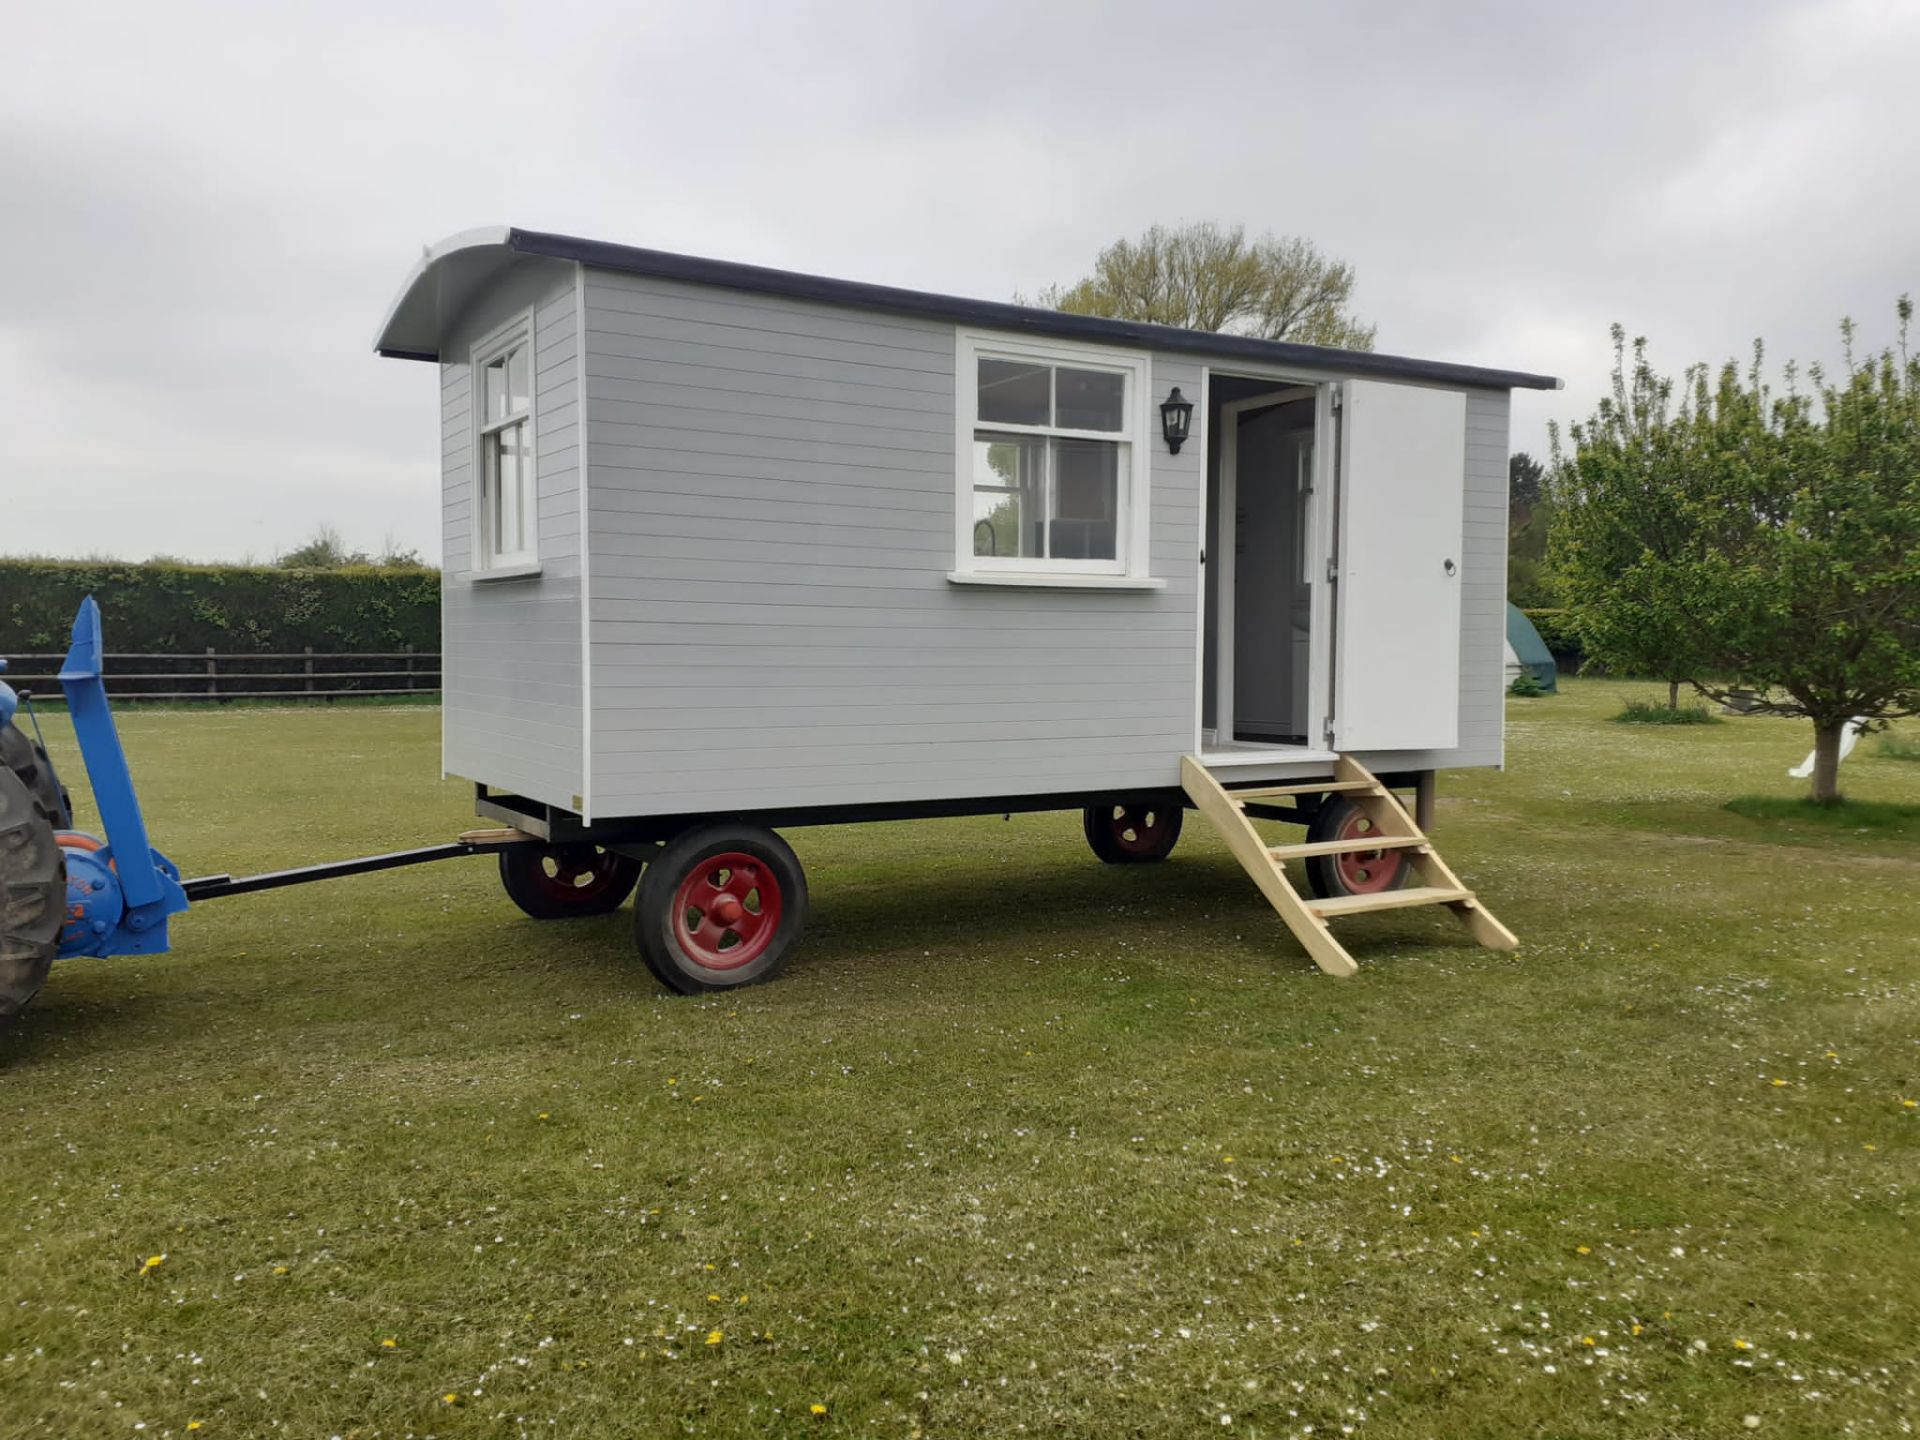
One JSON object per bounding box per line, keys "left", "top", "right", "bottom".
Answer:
{"left": 1202, "top": 376, "right": 1328, "bottom": 752}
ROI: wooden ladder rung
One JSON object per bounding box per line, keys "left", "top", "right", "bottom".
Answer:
{"left": 1268, "top": 835, "right": 1428, "bottom": 861}
{"left": 1306, "top": 885, "right": 1470, "bottom": 918}
{"left": 1228, "top": 779, "right": 1379, "bottom": 801}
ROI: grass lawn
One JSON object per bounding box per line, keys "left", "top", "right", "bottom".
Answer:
{"left": 2, "top": 679, "right": 1916, "bottom": 1438}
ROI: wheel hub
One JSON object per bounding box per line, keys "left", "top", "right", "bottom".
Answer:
{"left": 1333, "top": 810, "right": 1406, "bottom": 894}
{"left": 671, "top": 852, "right": 781, "bottom": 971}
{"left": 1110, "top": 805, "right": 1166, "bottom": 855}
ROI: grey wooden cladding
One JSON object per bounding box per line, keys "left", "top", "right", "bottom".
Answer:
{"left": 437, "top": 257, "right": 585, "bottom": 809}
{"left": 583, "top": 269, "right": 1206, "bottom": 815}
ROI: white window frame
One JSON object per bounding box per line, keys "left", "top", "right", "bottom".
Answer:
{"left": 949, "top": 330, "right": 1156, "bottom": 587}
{"left": 470, "top": 312, "right": 540, "bottom": 579}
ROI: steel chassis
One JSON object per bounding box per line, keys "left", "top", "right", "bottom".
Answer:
{"left": 181, "top": 777, "right": 1434, "bottom": 905}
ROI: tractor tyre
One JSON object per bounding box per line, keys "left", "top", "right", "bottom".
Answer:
{"left": 1083, "top": 801, "right": 1183, "bottom": 864}
{"left": 633, "top": 823, "right": 807, "bottom": 994}
{"left": 499, "top": 843, "right": 642, "bottom": 919}
{"left": 1, "top": 720, "right": 72, "bottom": 831}
{"left": 1303, "top": 795, "right": 1412, "bottom": 901}
{"left": 0, "top": 763, "right": 66, "bottom": 1028}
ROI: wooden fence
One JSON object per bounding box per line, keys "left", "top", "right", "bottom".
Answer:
{"left": 1, "top": 647, "right": 441, "bottom": 702}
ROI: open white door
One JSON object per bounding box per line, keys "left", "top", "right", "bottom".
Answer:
{"left": 1332, "top": 380, "right": 1467, "bottom": 752}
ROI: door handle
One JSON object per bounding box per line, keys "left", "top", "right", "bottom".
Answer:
{"left": 1443, "top": 558, "right": 1457, "bottom": 577}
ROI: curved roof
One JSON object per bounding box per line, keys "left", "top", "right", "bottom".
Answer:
{"left": 375, "top": 226, "right": 1562, "bottom": 392}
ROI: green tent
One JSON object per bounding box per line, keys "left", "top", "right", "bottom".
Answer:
{"left": 1505, "top": 604, "right": 1558, "bottom": 693}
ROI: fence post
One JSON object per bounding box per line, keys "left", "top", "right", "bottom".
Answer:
{"left": 206, "top": 647, "right": 218, "bottom": 700}
{"left": 305, "top": 646, "right": 315, "bottom": 695}
{"left": 404, "top": 644, "right": 414, "bottom": 694}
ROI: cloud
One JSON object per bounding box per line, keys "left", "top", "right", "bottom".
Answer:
{"left": 3, "top": 0, "right": 1914, "bottom": 559}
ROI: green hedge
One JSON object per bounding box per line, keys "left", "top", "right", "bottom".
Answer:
{"left": 1522, "top": 608, "right": 1585, "bottom": 671}
{"left": 0, "top": 560, "right": 440, "bottom": 655}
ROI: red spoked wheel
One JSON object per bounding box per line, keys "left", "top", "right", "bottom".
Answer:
{"left": 1303, "top": 796, "right": 1412, "bottom": 900}
{"left": 1082, "top": 800, "right": 1184, "bottom": 864}
{"left": 670, "top": 852, "right": 782, "bottom": 971}
{"left": 499, "top": 843, "right": 642, "bottom": 919}
{"left": 634, "top": 824, "right": 808, "bottom": 993}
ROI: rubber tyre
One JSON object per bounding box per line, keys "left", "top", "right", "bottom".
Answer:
{"left": 1, "top": 721, "right": 72, "bottom": 831}
{"left": 0, "top": 762, "right": 66, "bottom": 1028}
{"left": 1082, "top": 801, "right": 1184, "bottom": 864}
{"left": 1303, "top": 795, "right": 1412, "bottom": 900}
{"left": 499, "top": 843, "right": 642, "bottom": 919}
{"left": 634, "top": 824, "right": 807, "bottom": 994}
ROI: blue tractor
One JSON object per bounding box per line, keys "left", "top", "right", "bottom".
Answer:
{"left": 1, "top": 600, "right": 193, "bottom": 1021}
{"left": 1, "top": 599, "right": 532, "bottom": 1025}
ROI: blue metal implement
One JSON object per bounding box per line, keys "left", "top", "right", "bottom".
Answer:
{"left": 56, "top": 597, "right": 189, "bottom": 957}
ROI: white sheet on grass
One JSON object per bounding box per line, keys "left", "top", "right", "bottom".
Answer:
{"left": 1787, "top": 717, "right": 1869, "bottom": 779}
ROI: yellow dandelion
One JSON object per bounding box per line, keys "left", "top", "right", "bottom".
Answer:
{"left": 1581, "top": 1335, "right": 1596, "bottom": 1346}
{"left": 1221, "top": 1155, "right": 1234, "bottom": 1165}
{"left": 1733, "top": 1338, "right": 1752, "bottom": 1351}
{"left": 706, "top": 1330, "right": 724, "bottom": 1346}
{"left": 538, "top": 1112, "right": 550, "bottom": 1121}
{"left": 1825, "top": 1051, "right": 1838, "bottom": 1059}
{"left": 380, "top": 1337, "right": 397, "bottom": 1348}
{"left": 1903, "top": 1098, "right": 1917, "bottom": 1109}
{"left": 1632, "top": 1324, "right": 1644, "bottom": 1336}
{"left": 667, "top": 1078, "right": 678, "bottom": 1086}
{"left": 702, "top": 1263, "right": 715, "bottom": 1271}
{"left": 1576, "top": 1245, "right": 1592, "bottom": 1255}
{"left": 138, "top": 1253, "right": 166, "bottom": 1276}
{"left": 1771, "top": 1079, "right": 1788, "bottom": 1088}
{"left": 737, "top": 1294, "right": 748, "bottom": 1304}
{"left": 1865, "top": 1143, "right": 1878, "bottom": 1152}
{"left": 810, "top": 1403, "right": 829, "bottom": 1416}
{"left": 708, "top": 1293, "right": 722, "bottom": 1303}
{"left": 1469, "top": 1229, "right": 1482, "bottom": 1239}
{"left": 273, "top": 1265, "right": 289, "bottom": 1276}
{"left": 442, "top": 1392, "right": 460, "bottom": 1404}
{"left": 1448, "top": 1154, "right": 1463, "bottom": 1164}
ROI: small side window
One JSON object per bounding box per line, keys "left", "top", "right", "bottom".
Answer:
{"left": 474, "top": 322, "right": 538, "bottom": 574}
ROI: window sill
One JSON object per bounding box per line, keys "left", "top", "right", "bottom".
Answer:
{"left": 946, "top": 571, "right": 1166, "bottom": 591}
{"left": 471, "top": 560, "right": 543, "bottom": 582}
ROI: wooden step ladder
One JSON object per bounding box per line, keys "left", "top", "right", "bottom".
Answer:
{"left": 1179, "top": 754, "right": 1518, "bottom": 977}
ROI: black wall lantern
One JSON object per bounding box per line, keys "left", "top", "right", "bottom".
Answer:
{"left": 1160, "top": 386, "right": 1194, "bottom": 454}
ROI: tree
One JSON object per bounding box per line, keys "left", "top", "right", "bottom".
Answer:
{"left": 1508, "top": 452, "right": 1546, "bottom": 509}
{"left": 277, "top": 527, "right": 427, "bottom": 570}
{"left": 1549, "top": 333, "right": 1724, "bottom": 710}
{"left": 1551, "top": 305, "right": 1920, "bottom": 800}
{"left": 1028, "top": 222, "right": 1375, "bottom": 350}
{"left": 1506, "top": 452, "right": 1556, "bottom": 607}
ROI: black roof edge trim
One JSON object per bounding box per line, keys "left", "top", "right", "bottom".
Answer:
{"left": 507, "top": 227, "right": 1561, "bottom": 392}
{"left": 379, "top": 347, "right": 439, "bottom": 363}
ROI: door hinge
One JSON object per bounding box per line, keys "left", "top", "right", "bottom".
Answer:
{"left": 1325, "top": 559, "right": 1339, "bottom": 584}
{"left": 1330, "top": 385, "right": 1344, "bottom": 411}
{"left": 1322, "top": 717, "right": 1336, "bottom": 747}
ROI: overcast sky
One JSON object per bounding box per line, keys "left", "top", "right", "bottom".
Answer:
{"left": 4, "top": 0, "right": 1915, "bottom": 563}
